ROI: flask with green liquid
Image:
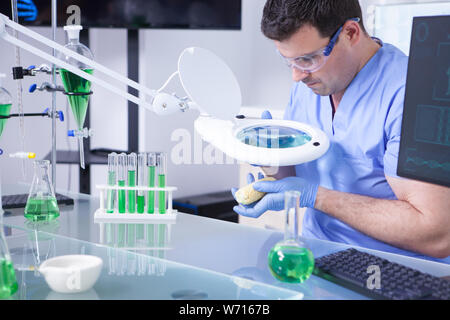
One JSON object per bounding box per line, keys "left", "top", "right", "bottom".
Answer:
{"left": 268, "top": 191, "right": 314, "bottom": 283}
{"left": 24, "top": 160, "right": 60, "bottom": 222}
{"left": 0, "top": 209, "right": 18, "bottom": 299}
{"left": 0, "top": 73, "right": 12, "bottom": 139}
{"left": 57, "top": 24, "right": 94, "bottom": 169}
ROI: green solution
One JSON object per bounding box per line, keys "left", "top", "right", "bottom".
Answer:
{"left": 128, "top": 224, "right": 136, "bottom": 247}
{"left": 267, "top": 244, "right": 315, "bottom": 283}
{"left": 24, "top": 196, "right": 60, "bottom": 222}
{"left": 158, "top": 174, "right": 166, "bottom": 214}
{"left": 128, "top": 170, "right": 136, "bottom": 213}
{"left": 0, "top": 259, "right": 18, "bottom": 299}
{"left": 0, "top": 103, "right": 11, "bottom": 138}
{"left": 136, "top": 224, "right": 145, "bottom": 240}
{"left": 147, "top": 166, "right": 155, "bottom": 214}
{"left": 147, "top": 224, "right": 155, "bottom": 256}
{"left": 118, "top": 180, "right": 126, "bottom": 213}
{"left": 106, "top": 171, "right": 116, "bottom": 213}
{"left": 117, "top": 224, "right": 125, "bottom": 247}
{"left": 59, "top": 68, "right": 93, "bottom": 130}
{"left": 137, "top": 195, "right": 145, "bottom": 214}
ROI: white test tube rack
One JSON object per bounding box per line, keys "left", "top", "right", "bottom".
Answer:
{"left": 94, "top": 184, "right": 178, "bottom": 223}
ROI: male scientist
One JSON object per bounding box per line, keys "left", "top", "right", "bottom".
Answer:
{"left": 232, "top": 0, "right": 450, "bottom": 263}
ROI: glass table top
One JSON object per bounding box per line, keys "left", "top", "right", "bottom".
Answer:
{"left": 2, "top": 184, "right": 450, "bottom": 300}
{"left": 4, "top": 227, "right": 302, "bottom": 300}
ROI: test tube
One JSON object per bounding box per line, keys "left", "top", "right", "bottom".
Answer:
{"left": 137, "top": 153, "right": 146, "bottom": 214}
{"left": 156, "top": 152, "right": 167, "bottom": 214}
{"left": 147, "top": 153, "right": 157, "bottom": 214}
{"left": 128, "top": 153, "right": 137, "bottom": 213}
{"left": 118, "top": 153, "right": 127, "bottom": 214}
{"left": 106, "top": 153, "right": 118, "bottom": 213}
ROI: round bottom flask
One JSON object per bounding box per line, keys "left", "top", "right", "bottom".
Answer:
{"left": 268, "top": 191, "right": 314, "bottom": 283}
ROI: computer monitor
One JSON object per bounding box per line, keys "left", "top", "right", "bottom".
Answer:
{"left": 397, "top": 15, "right": 450, "bottom": 187}
{"left": 0, "top": 0, "right": 242, "bottom": 30}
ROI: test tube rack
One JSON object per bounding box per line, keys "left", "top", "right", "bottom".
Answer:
{"left": 94, "top": 184, "right": 178, "bottom": 223}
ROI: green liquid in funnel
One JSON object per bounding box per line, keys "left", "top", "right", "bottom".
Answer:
{"left": 0, "top": 103, "right": 11, "bottom": 138}
{"left": 60, "top": 69, "right": 93, "bottom": 130}
{"left": 0, "top": 259, "right": 18, "bottom": 299}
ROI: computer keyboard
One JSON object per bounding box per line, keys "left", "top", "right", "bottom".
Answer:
{"left": 2, "top": 193, "right": 74, "bottom": 209}
{"left": 313, "top": 248, "right": 450, "bottom": 300}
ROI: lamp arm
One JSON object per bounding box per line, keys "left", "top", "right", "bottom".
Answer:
{"left": 0, "top": 13, "right": 189, "bottom": 115}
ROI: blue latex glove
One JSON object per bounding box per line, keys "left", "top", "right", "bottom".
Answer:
{"left": 17, "top": 0, "right": 38, "bottom": 22}
{"left": 232, "top": 175, "right": 319, "bottom": 218}
{"left": 261, "top": 110, "right": 272, "bottom": 120}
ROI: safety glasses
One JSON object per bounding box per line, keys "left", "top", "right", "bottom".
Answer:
{"left": 278, "top": 18, "right": 360, "bottom": 73}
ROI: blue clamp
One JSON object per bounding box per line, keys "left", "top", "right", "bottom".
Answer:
{"left": 42, "top": 108, "right": 64, "bottom": 122}
{"left": 29, "top": 84, "right": 37, "bottom": 93}
{"left": 68, "top": 130, "right": 75, "bottom": 137}
{"left": 0, "top": 149, "right": 3, "bottom": 156}
{"left": 27, "top": 65, "right": 36, "bottom": 70}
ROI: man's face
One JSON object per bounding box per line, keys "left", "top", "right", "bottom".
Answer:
{"left": 275, "top": 24, "right": 352, "bottom": 96}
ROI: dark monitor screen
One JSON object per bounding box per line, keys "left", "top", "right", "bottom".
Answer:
{"left": 0, "top": 0, "right": 242, "bottom": 29}
{"left": 397, "top": 15, "right": 450, "bottom": 187}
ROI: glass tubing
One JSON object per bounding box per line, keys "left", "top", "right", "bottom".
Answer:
{"left": 106, "top": 152, "right": 168, "bottom": 214}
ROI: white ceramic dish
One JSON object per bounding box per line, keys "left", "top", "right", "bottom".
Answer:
{"left": 39, "top": 255, "right": 103, "bottom": 294}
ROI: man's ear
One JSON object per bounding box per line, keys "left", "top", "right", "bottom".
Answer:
{"left": 343, "top": 20, "right": 361, "bottom": 46}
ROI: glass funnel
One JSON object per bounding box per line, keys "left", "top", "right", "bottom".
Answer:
{"left": 0, "top": 211, "right": 18, "bottom": 298}
{"left": 57, "top": 25, "right": 94, "bottom": 169}
{"left": 24, "top": 160, "right": 60, "bottom": 222}
{"left": 267, "top": 191, "right": 315, "bottom": 283}
{"left": 0, "top": 74, "right": 12, "bottom": 139}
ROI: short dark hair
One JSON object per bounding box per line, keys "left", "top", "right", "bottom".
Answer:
{"left": 261, "top": 0, "right": 366, "bottom": 42}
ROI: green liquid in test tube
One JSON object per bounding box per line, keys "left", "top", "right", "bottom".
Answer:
{"left": 106, "top": 153, "right": 118, "bottom": 213}
{"left": 128, "top": 153, "right": 137, "bottom": 213}
{"left": 147, "top": 153, "right": 157, "bottom": 214}
{"left": 156, "top": 153, "right": 167, "bottom": 214}
{"left": 137, "top": 153, "right": 146, "bottom": 214}
{"left": 118, "top": 153, "right": 127, "bottom": 214}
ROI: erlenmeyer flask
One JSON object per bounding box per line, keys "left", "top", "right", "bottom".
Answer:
{"left": 0, "top": 211, "right": 18, "bottom": 298}
{"left": 24, "top": 160, "right": 60, "bottom": 222}
{"left": 267, "top": 191, "right": 315, "bottom": 283}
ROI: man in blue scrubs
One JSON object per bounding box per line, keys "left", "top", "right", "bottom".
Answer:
{"left": 233, "top": 0, "right": 450, "bottom": 263}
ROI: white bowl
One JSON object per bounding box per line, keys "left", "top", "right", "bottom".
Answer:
{"left": 39, "top": 255, "right": 103, "bottom": 294}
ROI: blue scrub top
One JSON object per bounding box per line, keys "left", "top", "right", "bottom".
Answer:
{"left": 284, "top": 41, "right": 450, "bottom": 264}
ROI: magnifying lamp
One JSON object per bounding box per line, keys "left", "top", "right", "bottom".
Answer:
{"left": 0, "top": 13, "right": 330, "bottom": 167}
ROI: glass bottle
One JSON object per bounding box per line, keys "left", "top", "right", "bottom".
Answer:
{"left": 57, "top": 25, "right": 94, "bottom": 169}
{"left": 267, "top": 191, "right": 315, "bottom": 283}
{"left": 0, "top": 211, "right": 18, "bottom": 298}
{"left": 24, "top": 160, "right": 60, "bottom": 222}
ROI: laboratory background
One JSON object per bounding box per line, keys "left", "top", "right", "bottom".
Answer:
{"left": 0, "top": 0, "right": 449, "bottom": 302}
{"left": 1, "top": 0, "right": 447, "bottom": 230}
